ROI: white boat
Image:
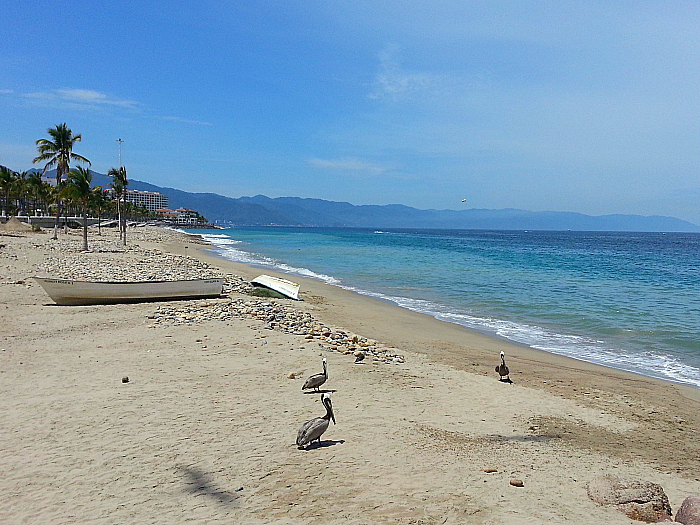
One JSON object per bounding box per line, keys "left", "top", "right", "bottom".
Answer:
{"left": 250, "top": 274, "right": 301, "bottom": 300}
{"left": 34, "top": 277, "right": 223, "bottom": 306}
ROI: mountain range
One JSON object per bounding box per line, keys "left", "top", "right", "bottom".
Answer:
{"left": 42, "top": 169, "right": 700, "bottom": 232}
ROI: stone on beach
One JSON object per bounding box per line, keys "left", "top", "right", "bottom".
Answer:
{"left": 676, "top": 497, "right": 700, "bottom": 525}
{"left": 587, "top": 474, "right": 672, "bottom": 523}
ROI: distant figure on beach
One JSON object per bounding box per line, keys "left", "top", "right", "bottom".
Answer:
{"left": 297, "top": 393, "right": 335, "bottom": 449}
{"left": 302, "top": 357, "right": 328, "bottom": 392}
{"left": 496, "top": 351, "right": 511, "bottom": 382}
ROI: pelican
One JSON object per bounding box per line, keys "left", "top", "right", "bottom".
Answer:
{"left": 495, "top": 351, "right": 510, "bottom": 382}
{"left": 302, "top": 357, "right": 327, "bottom": 392}
{"left": 296, "top": 393, "right": 335, "bottom": 449}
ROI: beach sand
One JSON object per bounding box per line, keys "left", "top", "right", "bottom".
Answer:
{"left": 1, "top": 226, "right": 698, "bottom": 524}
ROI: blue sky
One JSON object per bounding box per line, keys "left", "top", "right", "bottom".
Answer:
{"left": 2, "top": 1, "right": 699, "bottom": 224}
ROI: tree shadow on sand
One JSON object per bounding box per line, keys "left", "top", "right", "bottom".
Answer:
{"left": 178, "top": 465, "right": 241, "bottom": 506}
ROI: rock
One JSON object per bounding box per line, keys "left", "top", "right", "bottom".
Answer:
{"left": 121, "top": 376, "right": 129, "bottom": 383}
{"left": 287, "top": 372, "right": 296, "bottom": 379}
{"left": 676, "top": 496, "right": 700, "bottom": 525}
{"left": 587, "top": 475, "right": 671, "bottom": 523}
{"left": 510, "top": 479, "right": 524, "bottom": 487}
{"left": 483, "top": 468, "right": 497, "bottom": 473}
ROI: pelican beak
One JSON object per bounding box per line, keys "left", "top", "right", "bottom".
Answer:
{"left": 327, "top": 399, "right": 335, "bottom": 424}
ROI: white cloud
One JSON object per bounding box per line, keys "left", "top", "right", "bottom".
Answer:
{"left": 159, "top": 115, "right": 213, "bottom": 126}
{"left": 0, "top": 89, "right": 13, "bottom": 95}
{"left": 308, "top": 157, "right": 389, "bottom": 175}
{"left": 369, "top": 45, "right": 454, "bottom": 102}
{"left": 22, "top": 89, "right": 138, "bottom": 109}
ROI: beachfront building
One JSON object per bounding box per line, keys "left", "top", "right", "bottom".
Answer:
{"left": 122, "top": 190, "right": 168, "bottom": 212}
{"left": 155, "top": 209, "right": 178, "bottom": 221}
{"left": 174, "top": 208, "right": 202, "bottom": 225}
{"left": 154, "top": 207, "right": 208, "bottom": 226}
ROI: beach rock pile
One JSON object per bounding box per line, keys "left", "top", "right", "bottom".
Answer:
{"left": 41, "top": 247, "right": 222, "bottom": 282}
{"left": 147, "top": 298, "right": 406, "bottom": 365}
{"left": 587, "top": 474, "right": 672, "bottom": 522}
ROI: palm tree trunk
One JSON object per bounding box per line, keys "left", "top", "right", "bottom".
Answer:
{"left": 53, "top": 202, "right": 60, "bottom": 240}
{"left": 82, "top": 209, "right": 88, "bottom": 251}
{"left": 118, "top": 201, "right": 123, "bottom": 241}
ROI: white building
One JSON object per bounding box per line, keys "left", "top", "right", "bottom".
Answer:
{"left": 175, "top": 208, "right": 199, "bottom": 225}
{"left": 122, "top": 190, "right": 168, "bottom": 212}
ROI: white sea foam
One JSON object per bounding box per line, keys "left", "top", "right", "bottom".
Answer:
{"left": 204, "top": 235, "right": 340, "bottom": 285}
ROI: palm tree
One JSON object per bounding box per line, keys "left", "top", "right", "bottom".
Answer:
{"left": 109, "top": 166, "right": 128, "bottom": 245}
{"left": 34, "top": 123, "right": 90, "bottom": 239}
{"left": 26, "top": 172, "right": 45, "bottom": 216}
{"left": 91, "top": 186, "right": 108, "bottom": 235}
{"left": 14, "top": 171, "right": 29, "bottom": 216}
{"left": 62, "top": 166, "right": 94, "bottom": 251}
{"left": 0, "top": 166, "right": 14, "bottom": 216}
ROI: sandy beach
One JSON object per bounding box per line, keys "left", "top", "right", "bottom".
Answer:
{"left": 1, "top": 225, "right": 698, "bottom": 524}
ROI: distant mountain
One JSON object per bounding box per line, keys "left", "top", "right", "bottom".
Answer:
{"left": 41, "top": 169, "right": 700, "bottom": 232}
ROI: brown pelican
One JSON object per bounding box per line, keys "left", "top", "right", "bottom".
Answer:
{"left": 296, "top": 393, "right": 335, "bottom": 449}
{"left": 495, "top": 351, "right": 510, "bottom": 382}
{"left": 302, "top": 357, "right": 327, "bottom": 392}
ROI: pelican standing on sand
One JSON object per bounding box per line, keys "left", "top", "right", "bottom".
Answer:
{"left": 297, "top": 393, "right": 335, "bottom": 449}
{"left": 302, "top": 357, "right": 328, "bottom": 392}
{"left": 496, "top": 351, "right": 510, "bottom": 382}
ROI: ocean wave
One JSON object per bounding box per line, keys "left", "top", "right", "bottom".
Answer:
{"left": 199, "top": 233, "right": 242, "bottom": 246}
{"left": 205, "top": 236, "right": 340, "bottom": 285}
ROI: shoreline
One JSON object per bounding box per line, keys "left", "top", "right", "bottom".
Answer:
{"left": 190, "top": 234, "right": 700, "bottom": 399}
{"left": 192, "top": 230, "right": 700, "bottom": 395}
{"left": 2, "top": 225, "right": 698, "bottom": 524}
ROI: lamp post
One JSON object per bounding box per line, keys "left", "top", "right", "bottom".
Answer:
{"left": 116, "top": 138, "right": 124, "bottom": 167}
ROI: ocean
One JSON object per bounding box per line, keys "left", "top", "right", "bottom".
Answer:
{"left": 191, "top": 227, "right": 700, "bottom": 388}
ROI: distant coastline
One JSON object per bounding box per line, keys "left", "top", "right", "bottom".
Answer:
{"left": 28, "top": 168, "right": 700, "bottom": 232}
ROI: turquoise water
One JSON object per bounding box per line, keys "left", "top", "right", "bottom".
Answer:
{"left": 192, "top": 227, "right": 700, "bottom": 388}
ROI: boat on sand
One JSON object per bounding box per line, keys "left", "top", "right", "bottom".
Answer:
{"left": 250, "top": 274, "right": 301, "bottom": 300}
{"left": 33, "top": 277, "right": 223, "bottom": 305}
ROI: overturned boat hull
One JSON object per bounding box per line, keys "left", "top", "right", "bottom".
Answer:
{"left": 251, "top": 274, "right": 301, "bottom": 300}
{"left": 34, "top": 277, "right": 223, "bottom": 305}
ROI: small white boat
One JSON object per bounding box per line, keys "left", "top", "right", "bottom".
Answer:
{"left": 250, "top": 274, "right": 301, "bottom": 300}
{"left": 34, "top": 277, "right": 223, "bottom": 305}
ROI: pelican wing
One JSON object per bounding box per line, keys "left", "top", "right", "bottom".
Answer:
{"left": 296, "top": 417, "right": 330, "bottom": 447}
{"left": 302, "top": 372, "right": 327, "bottom": 390}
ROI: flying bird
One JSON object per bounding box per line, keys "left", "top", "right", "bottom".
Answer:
{"left": 461, "top": 199, "right": 466, "bottom": 202}
{"left": 296, "top": 393, "right": 335, "bottom": 449}
{"left": 302, "top": 357, "right": 328, "bottom": 392}
{"left": 495, "top": 351, "right": 511, "bottom": 382}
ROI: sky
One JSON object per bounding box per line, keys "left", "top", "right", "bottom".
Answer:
{"left": 1, "top": 1, "right": 699, "bottom": 225}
